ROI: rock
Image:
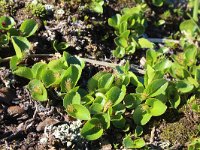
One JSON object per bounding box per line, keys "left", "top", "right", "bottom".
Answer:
{"left": 36, "top": 117, "right": 59, "bottom": 132}
{"left": 100, "top": 138, "right": 112, "bottom": 150}
{"left": 7, "top": 105, "right": 25, "bottom": 116}
{"left": 101, "top": 143, "right": 112, "bottom": 150}
{"left": 0, "top": 87, "right": 15, "bottom": 105}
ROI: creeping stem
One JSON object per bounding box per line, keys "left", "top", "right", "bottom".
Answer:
{"left": 193, "top": 0, "right": 199, "bottom": 22}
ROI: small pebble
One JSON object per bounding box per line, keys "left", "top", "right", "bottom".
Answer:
{"left": 36, "top": 117, "right": 59, "bottom": 132}
{"left": 7, "top": 105, "right": 25, "bottom": 116}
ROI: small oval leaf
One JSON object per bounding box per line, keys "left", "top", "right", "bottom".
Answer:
{"left": 14, "top": 67, "right": 33, "bottom": 80}
{"left": 27, "top": 79, "right": 47, "bottom": 101}
{"left": 66, "top": 104, "right": 91, "bottom": 120}
{"left": 81, "top": 118, "right": 104, "bottom": 140}
{"left": 19, "top": 19, "right": 38, "bottom": 37}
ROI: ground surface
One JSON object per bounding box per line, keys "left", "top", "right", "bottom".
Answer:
{"left": 0, "top": 0, "right": 199, "bottom": 149}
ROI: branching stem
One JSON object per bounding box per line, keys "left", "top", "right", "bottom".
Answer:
{"left": 0, "top": 37, "right": 180, "bottom": 74}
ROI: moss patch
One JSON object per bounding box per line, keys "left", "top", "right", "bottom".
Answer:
{"left": 159, "top": 105, "right": 199, "bottom": 146}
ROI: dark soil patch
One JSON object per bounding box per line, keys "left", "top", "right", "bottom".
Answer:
{"left": 0, "top": 0, "right": 199, "bottom": 149}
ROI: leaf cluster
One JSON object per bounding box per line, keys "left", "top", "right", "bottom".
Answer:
{"left": 108, "top": 5, "right": 154, "bottom": 58}
{"left": 2, "top": 3, "right": 200, "bottom": 148}
{"left": 26, "top": 1, "right": 47, "bottom": 18}
{"left": 0, "top": 16, "right": 38, "bottom": 59}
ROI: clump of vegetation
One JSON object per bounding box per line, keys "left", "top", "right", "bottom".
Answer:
{"left": 26, "top": 0, "right": 46, "bottom": 18}
{"left": 0, "top": 16, "right": 38, "bottom": 59}
{"left": 188, "top": 137, "right": 200, "bottom": 150}
{"left": 108, "top": 4, "right": 153, "bottom": 58}
{"left": 0, "top": 0, "right": 17, "bottom": 16}
{"left": 160, "top": 120, "right": 198, "bottom": 145}
{"left": 87, "top": 0, "right": 104, "bottom": 14}
{"left": 0, "top": 0, "right": 199, "bottom": 149}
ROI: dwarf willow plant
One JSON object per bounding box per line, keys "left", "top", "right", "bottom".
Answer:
{"left": 12, "top": 52, "right": 84, "bottom": 101}
{"left": 108, "top": 5, "right": 154, "bottom": 58}
{"left": 0, "top": 16, "right": 38, "bottom": 59}
{"left": 62, "top": 60, "right": 170, "bottom": 148}
{"left": 5, "top": 7, "right": 200, "bottom": 149}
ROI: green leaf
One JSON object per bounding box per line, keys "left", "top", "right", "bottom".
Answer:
{"left": 13, "top": 67, "right": 33, "bottom": 80}
{"left": 106, "top": 85, "right": 126, "bottom": 106}
{"left": 123, "top": 135, "right": 135, "bottom": 149}
{"left": 144, "top": 79, "right": 168, "bottom": 98}
{"left": 89, "top": 1, "right": 104, "bottom": 14}
{"left": 175, "top": 80, "right": 194, "bottom": 93}
{"left": 170, "top": 62, "right": 189, "bottom": 79}
{"left": 8, "top": 28, "right": 20, "bottom": 36}
{"left": 9, "top": 56, "right": 22, "bottom": 70}
{"left": 113, "top": 103, "right": 126, "bottom": 115}
{"left": 90, "top": 103, "right": 103, "bottom": 114}
{"left": 0, "top": 34, "right": 9, "bottom": 45}
{"left": 93, "top": 113, "right": 110, "bottom": 129}
{"left": 94, "top": 93, "right": 107, "bottom": 106}
{"left": 146, "top": 49, "right": 157, "bottom": 66}
{"left": 115, "top": 74, "right": 130, "bottom": 86}
{"left": 11, "top": 36, "right": 31, "bottom": 58}
{"left": 184, "top": 45, "right": 197, "bottom": 66}
{"left": 132, "top": 138, "right": 145, "bottom": 148}
{"left": 123, "top": 135, "right": 145, "bottom": 149}
{"left": 19, "top": 19, "right": 38, "bottom": 37}
{"left": 124, "top": 93, "right": 142, "bottom": 109}
{"left": 48, "top": 57, "right": 68, "bottom": 71}
{"left": 187, "top": 77, "right": 199, "bottom": 88}
{"left": 98, "top": 73, "right": 114, "bottom": 89}
{"left": 81, "top": 118, "right": 103, "bottom": 140}
{"left": 111, "top": 114, "right": 126, "bottom": 129}
{"left": 172, "top": 53, "right": 185, "bottom": 66}
{"left": 179, "top": 19, "right": 198, "bottom": 35}
{"left": 108, "top": 14, "right": 121, "bottom": 29}
{"left": 152, "top": 0, "right": 164, "bottom": 7}
{"left": 144, "top": 65, "right": 157, "bottom": 87}
{"left": 35, "top": 63, "right": 48, "bottom": 80}
{"left": 116, "top": 61, "right": 130, "bottom": 74}
{"left": 154, "top": 59, "right": 172, "bottom": 72}
{"left": 66, "top": 104, "right": 91, "bottom": 120}
{"left": 41, "top": 69, "right": 57, "bottom": 88}
{"left": 31, "top": 62, "right": 46, "bottom": 78}
{"left": 125, "top": 44, "right": 136, "bottom": 54}
{"left": 170, "top": 94, "right": 181, "bottom": 109}
{"left": 120, "top": 30, "right": 130, "bottom": 39}
{"left": 195, "top": 69, "right": 200, "bottom": 83}
{"left": 114, "top": 37, "right": 128, "bottom": 48}
{"left": 27, "top": 79, "right": 47, "bottom": 101}
{"left": 87, "top": 72, "right": 107, "bottom": 91}
{"left": 133, "top": 104, "right": 152, "bottom": 125}
{"left": 63, "top": 91, "right": 81, "bottom": 108}
{"left": 128, "top": 17, "right": 136, "bottom": 28}
{"left": 128, "top": 72, "right": 143, "bottom": 87}
{"left": 119, "top": 21, "right": 128, "bottom": 35}
{"left": 53, "top": 40, "right": 69, "bottom": 51}
{"left": 0, "top": 16, "right": 15, "bottom": 30}
{"left": 138, "top": 38, "right": 154, "bottom": 49}
{"left": 113, "top": 46, "right": 125, "bottom": 58}
{"left": 145, "top": 98, "right": 167, "bottom": 116}
{"left": 61, "top": 65, "right": 82, "bottom": 92}
{"left": 135, "top": 126, "right": 143, "bottom": 137}
{"left": 167, "top": 85, "right": 181, "bottom": 109}
{"left": 65, "top": 55, "right": 85, "bottom": 69}
{"left": 82, "top": 94, "right": 95, "bottom": 105}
